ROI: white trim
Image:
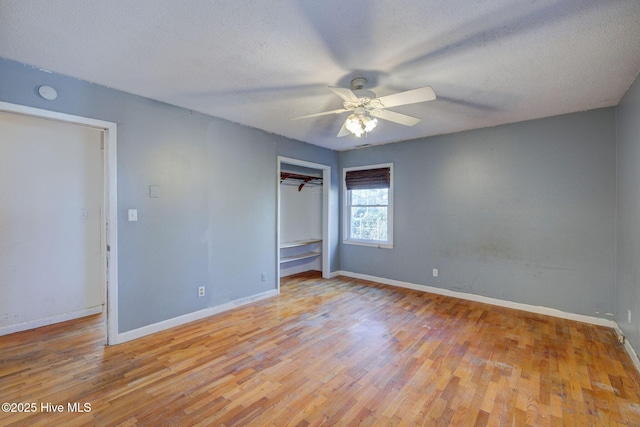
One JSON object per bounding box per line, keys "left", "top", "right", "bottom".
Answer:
{"left": 343, "top": 163, "right": 394, "bottom": 248}
{"left": 624, "top": 337, "right": 640, "bottom": 375}
{"left": 0, "top": 102, "right": 115, "bottom": 129}
{"left": 0, "top": 306, "right": 103, "bottom": 337}
{"left": 104, "top": 126, "right": 118, "bottom": 345}
{"left": 342, "top": 240, "right": 394, "bottom": 249}
{"left": 328, "top": 270, "right": 343, "bottom": 279}
{"left": 277, "top": 156, "right": 332, "bottom": 293}
{"left": 118, "top": 289, "right": 278, "bottom": 343}
{"left": 335, "top": 270, "right": 618, "bottom": 328}
{"left": 614, "top": 325, "right": 640, "bottom": 375}
{"left": 0, "top": 101, "right": 119, "bottom": 345}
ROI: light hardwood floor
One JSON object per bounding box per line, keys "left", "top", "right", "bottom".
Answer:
{"left": 1, "top": 272, "right": 640, "bottom": 426}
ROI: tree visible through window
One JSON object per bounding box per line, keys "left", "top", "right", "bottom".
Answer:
{"left": 349, "top": 188, "right": 388, "bottom": 241}
{"left": 344, "top": 164, "right": 393, "bottom": 247}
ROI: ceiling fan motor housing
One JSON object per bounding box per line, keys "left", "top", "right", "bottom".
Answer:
{"left": 352, "top": 89, "right": 376, "bottom": 101}
{"left": 350, "top": 77, "right": 368, "bottom": 90}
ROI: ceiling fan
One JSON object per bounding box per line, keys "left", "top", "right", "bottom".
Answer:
{"left": 290, "top": 77, "right": 436, "bottom": 137}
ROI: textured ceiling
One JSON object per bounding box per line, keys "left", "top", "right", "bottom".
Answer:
{"left": 1, "top": 0, "right": 639, "bottom": 150}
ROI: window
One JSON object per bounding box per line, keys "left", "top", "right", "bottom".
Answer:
{"left": 343, "top": 164, "right": 393, "bottom": 248}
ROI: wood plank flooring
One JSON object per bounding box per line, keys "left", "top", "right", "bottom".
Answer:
{"left": 2, "top": 272, "right": 640, "bottom": 426}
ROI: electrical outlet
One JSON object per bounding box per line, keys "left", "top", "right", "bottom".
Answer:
{"left": 432, "top": 268, "right": 438, "bottom": 277}
{"left": 629, "top": 309, "right": 632, "bottom": 324}
{"left": 198, "top": 286, "right": 205, "bottom": 297}
{"left": 261, "top": 273, "right": 266, "bottom": 282}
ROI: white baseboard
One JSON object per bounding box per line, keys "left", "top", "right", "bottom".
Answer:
{"left": 0, "top": 305, "right": 104, "bottom": 337}
{"left": 117, "top": 289, "right": 279, "bottom": 344}
{"left": 614, "top": 325, "right": 640, "bottom": 375}
{"left": 335, "top": 270, "right": 617, "bottom": 328}
{"left": 624, "top": 338, "right": 640, "bottom": 375}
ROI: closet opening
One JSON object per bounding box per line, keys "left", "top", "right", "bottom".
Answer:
{"left": 277, "top": 157, "right": 330, "bottom": 291}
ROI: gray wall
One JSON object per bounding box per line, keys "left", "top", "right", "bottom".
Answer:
{"left": 340, "top": 108, "right": 617, "bottom": 318}
{"left": 616, "top": 72, "right": 640, "bottom": 351}
{"left": 0, "top": 58, "right": 338, "bottom": 333}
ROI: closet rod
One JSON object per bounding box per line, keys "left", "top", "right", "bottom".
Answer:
{"left": 280, "top": 172, "right": 323, "bottom": 191}
{"left": 281, "top": 181, "right": 322, "bottom": 191}
{"left": 281, "top": 180, "right": 322, "bottom": 187}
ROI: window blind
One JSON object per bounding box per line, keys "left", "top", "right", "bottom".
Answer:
{"left": 345, "top": 167, "right": 390, "bottom": 190}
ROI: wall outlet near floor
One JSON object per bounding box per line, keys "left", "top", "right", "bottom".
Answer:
{"left": 198, "top": 286, "right": 205, "bottom": 297}
{"left": 629, "top": 309, "right": 632, "bottom": 324}
{"left": 432, "top": 268, "right": 439, "bottom": 277}
{"left": 261, "top": 273, "right": 266, "bottom": 282}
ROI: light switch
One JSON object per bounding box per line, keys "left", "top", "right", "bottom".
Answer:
{"left": 149, "top": 185, "right": 160, "bottom": 198}
{"left": 128, "top": 209, "right": 138, "bottom": 221}
{"left": 80, "top": 209, "right": 88, "bottom": 220}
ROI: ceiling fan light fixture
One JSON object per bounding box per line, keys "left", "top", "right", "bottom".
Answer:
{"left": 364, "top": 116, "right": 378, "bottom": 132}
{"left": 345, "top": 113, "right": 378, "bottom": 137}
{"left": 290, "top": 77, "right": 436, "bottom": 138}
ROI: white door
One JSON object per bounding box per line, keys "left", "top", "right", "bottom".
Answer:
{"left": 0, "top": 112, "right": 104, "bottom": 334}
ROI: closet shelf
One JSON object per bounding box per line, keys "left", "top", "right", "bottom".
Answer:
{"left": 280, "top": 251, "right": 321, "bottom": 264}
{"left": 280, "top": 239, "right": 322, "bottom": 249}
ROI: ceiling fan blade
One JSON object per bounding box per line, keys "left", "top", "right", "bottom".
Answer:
{"left": 290, "top": 108, "right": 350, "bottom": 120}
{"left": 370, "top": 109, "right": 421, "bottom": 126}
{"left": 337, "top": 122, "right": 351, "bottom": 137}
{"left": 329, "top": 86, "right": 361, "bottom": 103}
{"left": 374, "top": 86, "right": 436, "bottom": 108}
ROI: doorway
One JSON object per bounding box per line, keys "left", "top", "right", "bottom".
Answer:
{"left": 277, "top": 156, "right": 330, "bottom": 291}
{"left": 0, "top": 101, "right": 118, "bottom": 344}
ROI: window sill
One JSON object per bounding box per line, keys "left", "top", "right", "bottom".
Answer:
{"left": 343, "top": 240, "right": 393, "bottom": 249}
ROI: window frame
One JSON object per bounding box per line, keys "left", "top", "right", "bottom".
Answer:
{"left": 343, "top": 163, "right": 394, "bottom": 249}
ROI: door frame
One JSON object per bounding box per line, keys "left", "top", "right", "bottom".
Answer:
{"left": 0, "top": 101, "right": 119, "bottom": 345}
{"left": 277, "top": 156, "right": 331, "bottom": 291}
